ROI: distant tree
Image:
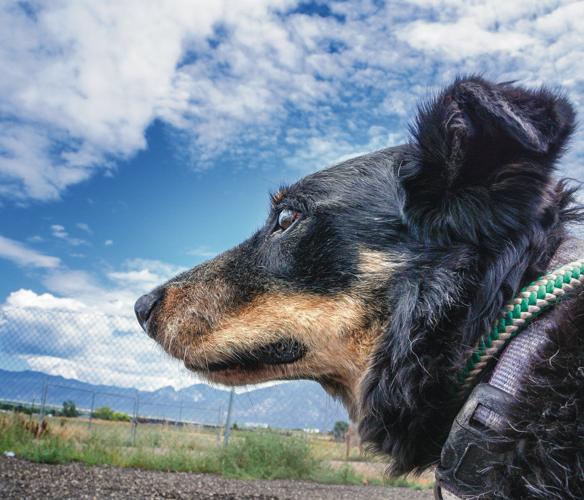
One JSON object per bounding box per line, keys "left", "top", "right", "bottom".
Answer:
{"left": 333, "top": 420, "right": 349, "bottom": 441}
{"left": 114, "top": 411, "right": 131, "bottom": 422}
{"left": 91, "top": 406, "right": 131, "bottom": 422}
{"left": 232, "top": 422, "right": 239, "bottom": 430}
{"left": 92, "top": 406, "right": 115, "bottom": 420}
{"left": 61, "top": 400, "right": 80, "bottom": 418}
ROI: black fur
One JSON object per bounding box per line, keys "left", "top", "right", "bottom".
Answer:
{"left": 359, "top": 76, "right": 581, "bottom": 475}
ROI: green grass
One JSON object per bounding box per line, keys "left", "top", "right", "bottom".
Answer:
{"left": 0, "top": 413, "right": 430, "bottom": 489}
{"left": 311, "top": 463, "right": 364, "bottom": 485}
{"left": 221, "top": 431, "right": 316, "bottom": 480}
{"left": 218, "top": 431, "right": 364, "bottom": 484}
{"left": 0, "top": 414, "right": 213, "bottom": 470}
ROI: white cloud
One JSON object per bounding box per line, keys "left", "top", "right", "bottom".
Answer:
{"left": 0, "top": 1, "right": 415, "bottom": 198}
{"left": 76, "top": 223, "right": 92, "bottom": 234}
{"left": 50, "top": 225, "right": 66, "bottom": 238}
{"left": 42, "top": 269, "right": 104, "bottom": 302}
{"left": 0, "top": 256, "right": 192, "bottom": 389}
{"left": 0, "top": 235, "right": 61, "bottom": 268}
{"left": 107, "top": 269, "right": 160, "bottom": 285}
{"left": 121, "top": 258, "right": 186, "bottom": 283}
{"left": 1, "top": 291, "right": 92, "bottom": 357}
{"left": 0, "top": 0, "right": 293, "bottom": 201}
{"left": 38, "top": 258, "right": 185, "bottom": 318}
{"left": 40, "top": 270, "right": 138, "bottom": 319}
{"left": 1, "top": 0, "right": 582, "bottom": 195}
{"left": 186, "top": 246, "right": 217, "bottom": 259}
{"left": 107, "top": 259, "right": 185, "bottom": 292}
{"left": 0, "top": 288, "right": 196, "bottom": 389}
{"left": 0, "top": 123, "right": 88, "bottom": 201}
{"left": 285, "top": 126, "right": 405, "bottom": 173}
{"left": 400, "top": 18, "right": 533, "bottom": 59}
{"left": 5, "top": 289, "right": 86, "bottom": 311}
{"left": 393, "top": 0, "right": 584, "bottom": 179}
{"left": 50, "top": 224, "right": 88, "bottom": 246}
{"left": 104, "top": 239, "right": 113, "bottom": 246}
{"left": 21, "top": 352, "right": 197, "bottom": 391}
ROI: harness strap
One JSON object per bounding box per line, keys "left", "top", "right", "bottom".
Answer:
{"left": 435, "top": 258, "right": 584, "bottom": 498}
{"left": 456, "top": 259, "right": 584, "bottom": 396}
{"left": 435, "top": 328, "right": 550, "bottom": 499}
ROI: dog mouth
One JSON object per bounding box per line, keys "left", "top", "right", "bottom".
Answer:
{"left": 186, "top": 339, "right": 307, "bottom": 373}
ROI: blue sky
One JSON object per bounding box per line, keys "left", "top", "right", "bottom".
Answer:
{"left": 0, "top": 120, "right": 284, "bottom": 297}
{"left": 1, "top": 0, "right": 583, "bottom": 389}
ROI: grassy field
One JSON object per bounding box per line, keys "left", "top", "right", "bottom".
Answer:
{"left": 0, "top": 412, "right": 432, "bottom": 489}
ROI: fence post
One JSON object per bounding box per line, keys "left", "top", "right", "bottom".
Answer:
{"left": 88, "top": 391, "right": 96, "bottom": 431}
{"left": 216, "top": 405, "right": 223, "bottom": 447}
{"left": 222, "top": 388, "right": 235, "bottom": 447}
{"left": 177, "top": 397, "right": 183, "bottom": 427}
{"left": 131, "top": 391, "right": 139, "bottom": 445}
{"left": 38, "top": 378, "right": 48, "bottom": 424}
{"left": 29, "top": 397, "right": 35, "bottom": 422}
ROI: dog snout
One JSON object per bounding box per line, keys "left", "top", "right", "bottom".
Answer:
{"left": 134, "top": 288, "right": 164, "bottom": 335}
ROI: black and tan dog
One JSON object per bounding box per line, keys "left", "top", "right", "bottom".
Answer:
{"left": 135, "top": 76, "right": 584, "bottom": 498}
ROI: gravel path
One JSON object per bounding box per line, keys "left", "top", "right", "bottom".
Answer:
{"left": 0, "top": 457, "right": 433, "bottom": 499}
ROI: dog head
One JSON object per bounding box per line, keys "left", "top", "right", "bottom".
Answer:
{"left": 135, "top": 149, "right": 406, "bottom": 418}
{"left": 135, "top": 76, "right": 577, "bottom": 471}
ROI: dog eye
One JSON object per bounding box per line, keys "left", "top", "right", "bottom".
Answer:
{"left": 277, "top": 209, "right": 301, "bottom": 231}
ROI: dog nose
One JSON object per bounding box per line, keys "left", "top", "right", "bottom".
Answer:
{"left": 134, "top": 288, "right": 163, "bottom": 332}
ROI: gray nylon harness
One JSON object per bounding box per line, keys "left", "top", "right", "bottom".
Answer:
{"left": 434, "top": 327, "right": 550, "bottom": 499}
{"left": 434, "top": 259, "right": 584, "bottom": 499}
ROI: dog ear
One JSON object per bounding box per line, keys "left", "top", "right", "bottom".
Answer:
{"left": 401, "top": 76, "right": 575, "bottom": 242}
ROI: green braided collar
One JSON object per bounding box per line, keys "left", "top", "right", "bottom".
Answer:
{"left": 456, "top": 258, "right": 584, "bottom": 396}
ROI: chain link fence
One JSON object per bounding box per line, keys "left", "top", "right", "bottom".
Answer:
{"left": 0, "top": 303, "right": 234, "bottom": 444}
{"left": 0, "top": 300, "right": 348, "bottom": 446}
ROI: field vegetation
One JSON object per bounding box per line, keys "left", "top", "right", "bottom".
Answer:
{"left": 0, "top": 412, "right": 431, "bottom": 489}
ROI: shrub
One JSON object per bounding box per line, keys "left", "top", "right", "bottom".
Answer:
{"left": 220, "top": 432, "right": 317, "bottom": 480}
{"left": 91, "top": 406, "right": 131, "bottom": 422}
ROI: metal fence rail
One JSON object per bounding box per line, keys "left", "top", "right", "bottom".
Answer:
{"left": 0, "top": 305, "right": 235, "bottom": 444}
{"left": 0, "top": 302, "right": 346, "bottom": 442}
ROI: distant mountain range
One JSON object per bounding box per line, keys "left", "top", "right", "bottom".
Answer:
{"left": 0, "top": 369, "right": 348, "bottom": 431}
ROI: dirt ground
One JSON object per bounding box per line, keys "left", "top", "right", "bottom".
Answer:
{"left": 0, "top": 456, "right": 434, "bottom": 500}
